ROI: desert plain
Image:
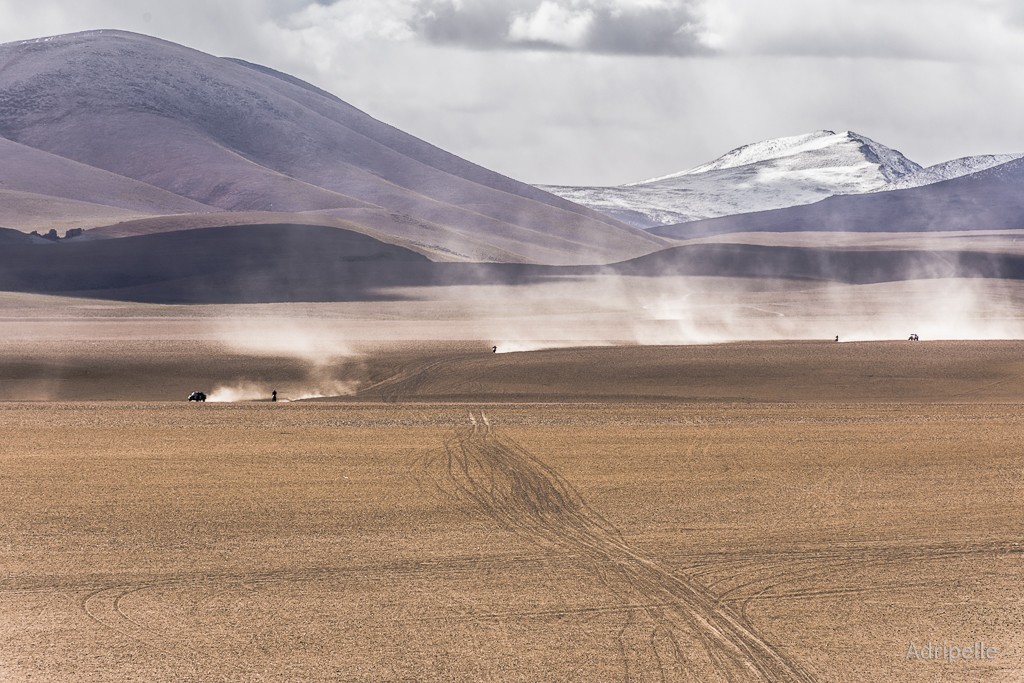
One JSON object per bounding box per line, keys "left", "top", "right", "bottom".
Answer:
{"left": 1, "top": 281, "right": 1023, "bottom": 682}
{"left": 5, "top": 26, "right": 1024, "bottom": 683}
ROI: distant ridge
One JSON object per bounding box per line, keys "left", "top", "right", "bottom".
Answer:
{"left": 877, "top": 154, "right": 1024, "bottom": 191}
{"left": 3, "top": 224, "right": 1024, "bottom": 304}
{"left": 650, "top": 157, "right": 1024, "bottom": 239}
{"left": 606, "top": 243, "right": 1024, "bottom": 283}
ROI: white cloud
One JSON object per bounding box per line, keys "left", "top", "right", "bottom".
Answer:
{"left": 282, "top": 0, "right": 415, "bottom": 41}
{"left": 508, "top": 1, "right": 595, "bottom": 49}
{"left": 693, "top": 0, "right": 1024, "bottom": 62}
{"left": 410, "top": 0, "right": 708, "bottom": 55}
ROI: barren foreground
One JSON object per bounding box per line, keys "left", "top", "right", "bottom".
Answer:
{"left": 1, "top": 398, "right": 1021, "bottom": 682}
{"left": 2, "top": 286, "right": 1022, "bottom": 681}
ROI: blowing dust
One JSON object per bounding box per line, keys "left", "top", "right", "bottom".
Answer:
{"left": 473, "top": 276, "right": 1024, "bottom": 352}
{"left": 208, "top": 320, "right": 361, "bottom": 402}
{"left": 190, "top": 275, "right": 1024, "bottom": 400}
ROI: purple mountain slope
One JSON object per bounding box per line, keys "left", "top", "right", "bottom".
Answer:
{"left": 0, "top": 30, "right": 663, "bottom": 264}
{"left": 650, "top": 157, "right": 1024, "bottom": 239}
{"left": 0, "top": 136, "right": 216, "bottom": 214}
{"left": 0, "top": 188, "right": 160, "bottom": 231}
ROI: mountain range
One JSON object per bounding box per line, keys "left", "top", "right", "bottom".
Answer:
{"left": 2, "top": 30, "right": 1024, "bottom": 303}
{"left": 542, "top": 131, "right": 1023, "bottom": 229}
{"left": 650, "top": 156, "right": 1024, "bottom": 239}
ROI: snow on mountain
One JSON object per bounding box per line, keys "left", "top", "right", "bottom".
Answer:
{"left": 541, "top": 130, "right": 922, "bottom": 228}
{"left": 877, "top": 154, "right": 1024, "bottom": 192}
{"left": 636, "top": 130, "right": 920, "bottom": 185}
{"left": 0, "top": 30, "right": 663, "bottom": 265}
{"left": 649, "top": 156, "right": 1024, "bottom": 240}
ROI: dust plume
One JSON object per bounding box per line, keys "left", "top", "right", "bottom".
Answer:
{"left": 492, "top": 340, "right": 614, "bottom": 353}
{"left": 624, "top": 276, "right": 1024, "bottom": 344}
{"left": 287, "top": 382, "right": 360, "bottom": 401}
{"left": 208, "top": 319, "right": 362, "bottom": 401}
{"left": 451, "top": 273, "right": 1024, "bottom": 352}
{"left": 207, "top": 380, "right": 359, "bottom": 403}
{"left": 206, "top": 382, "right": 267, "bottom": 403}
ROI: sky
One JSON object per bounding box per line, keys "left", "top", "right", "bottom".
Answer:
{"left": 2, "top": 0, "right": 1024, "bottom": 186}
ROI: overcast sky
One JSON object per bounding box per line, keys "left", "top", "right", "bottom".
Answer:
{"left": 2, "top": 0, "right": 1024, "bottom": 185}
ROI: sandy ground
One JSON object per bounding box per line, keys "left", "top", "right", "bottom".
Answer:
{"left": 1, "top": 287, "right": 1023, "bottom": 681}
{"left": 3, "top": 277, "right": 1024, "bottom": 404}
{"left": 1, "top": 402, "right": 1020, "bottom": 682}
{"left": 3, "top": 337, "right": 1024, "bottom": 403}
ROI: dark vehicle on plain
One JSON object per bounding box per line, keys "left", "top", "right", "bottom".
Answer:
{"left": 188, "top": 391, "right": 207, "bottom": 402}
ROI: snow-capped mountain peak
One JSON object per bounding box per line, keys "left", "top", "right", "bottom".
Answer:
{"left": 845, "top": 131, "right": 923, "bottom": 183}
{"left": 541, "top": 130, "right": 923, "bottom": 228}
{"left": 630, "top": 130, "right": 921, "bottom": 188}
{"left": 640, "top": 130, "right": 841, "bottom": 182}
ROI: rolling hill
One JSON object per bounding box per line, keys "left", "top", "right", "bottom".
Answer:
{"left": 3, "top": 222, "right": 1024, "bottom": 304}
{"left": 0, "top": 224, "right": 439, "bottom": 303}
{"left": 5, "top": 30, "right": 1024, "bottom": 301}
{"left": 0, "top": 30, "right": 663, "bottom": 265}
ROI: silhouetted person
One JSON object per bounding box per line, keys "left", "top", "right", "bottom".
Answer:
{"left": 835, "top": 335, "right": 839, "bottom": 342}
{"left": 492, "top": 346, "right": 497, "bottom": 353}
{"left": 271, "top": 390, "right": 277, "bottom": 402}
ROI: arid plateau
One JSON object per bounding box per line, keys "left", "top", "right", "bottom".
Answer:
{"left": 3, "top": 27, "right": 1024, "bottom": 683}
{"left": 1, "top": 283, "right": 1022, "bottom": 682}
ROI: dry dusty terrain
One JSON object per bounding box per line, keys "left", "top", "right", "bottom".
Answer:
{"left": 1, "top": 289, "right": 1023, "bottom": 681}
{"left": 1, "top": 401, "right": 1021, "bottom": 682}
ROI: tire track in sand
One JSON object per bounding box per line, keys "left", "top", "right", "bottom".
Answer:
{"left": 357, "top": 354, "right": 466, "bottom": 402}
{"left": 418, "top": 413, "right": 815, "bottom": 683}
{"left": 80, "top": 582, "right": 204, "bottom": 662}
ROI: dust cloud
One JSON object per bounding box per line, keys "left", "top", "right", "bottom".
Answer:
{"left": 199, "top": 273, "right": 1024, "bottom": 373}
{"left": 470, "top": 275, "right": 1024, "bottom": 352}
{"left": 207, "top": 381, "right": 359, "bottom": 403}
{"left": 207, "top": 382, "right": 268, "bottom": 403}
{"left": 209, "top": 319, "right": 361, "bottom": 401}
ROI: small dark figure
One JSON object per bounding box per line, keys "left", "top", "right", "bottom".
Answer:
{"left": 908, "top": 333, "right": 919, "bottom": 341}
{"left": 835, "top": 335, "right": 839, "bottom": 342}
{"left": 188, "top": 391, "right": 206, "bottom": 402}
{"left": 271, "top": 390, "right": 277, "bottom": 402}
{"left": 492, "top": 346, "right": 497, "bottom": 353}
